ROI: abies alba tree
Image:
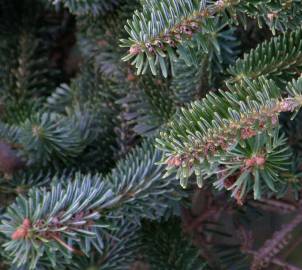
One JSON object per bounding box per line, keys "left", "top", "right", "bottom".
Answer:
{"left": 1, "top": 0, "right": 302, "bottom": 269}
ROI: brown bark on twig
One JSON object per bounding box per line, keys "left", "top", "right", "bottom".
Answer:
{"left": 250, "top": 210, "right": 302, "bottom": 269}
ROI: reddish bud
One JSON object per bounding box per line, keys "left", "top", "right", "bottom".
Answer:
{"left": 22, "top": 218, "right": 31, "bottom": 228}
{"left": 245, "top": 158, "right": 256, "bottom": 168}
{"left": 279, "top": 99, "right": 298, "bottom": 112}
{"left": 245, "top": 156, "right": 266, "bottom": 168}
{"left": 167, "top": 156, "right": 182, "bottom": 167}
{"left": 241, "top": 128, "right": 257, "bottom": 139}
{"left": 127, "top": 73, "right": 136, "bottom": 81}
{"left": 11, "top": 218, "right": 31, "bottom": 240}
{"left": 255, "top": 156, "right": 265, "bottom": 166}
{"left": 129, "top": 45, "right": 141, "bottom": 55}
{"left": 12, "top": 228, "right": 27, "bottom": 240}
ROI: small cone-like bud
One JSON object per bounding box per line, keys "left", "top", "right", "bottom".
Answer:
{"left": 255, "top": 156, "right": 266, "bottom": 166}
{"left": 11, "top": 218, "right": 31, "bottom": 240}
{"left": 129, "top": 45, "right": 141, "bottom": 55}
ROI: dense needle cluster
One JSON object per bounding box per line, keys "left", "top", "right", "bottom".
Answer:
{"left": 1, "top": 0, "right": 302, "bottom": 270}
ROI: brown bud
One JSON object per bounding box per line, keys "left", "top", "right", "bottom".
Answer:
{"left": 163, "top": 35, "right": 176, "bottom": 47}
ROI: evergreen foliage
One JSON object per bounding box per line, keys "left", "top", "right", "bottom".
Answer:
{"left": 227, "top": 27, "right": 302, "bottom": 85}
{"left": 1, "top": 0, "right": 302, "bottom": 269}
{"left": 0, "top": 142, "right": 181, "bottom": 269}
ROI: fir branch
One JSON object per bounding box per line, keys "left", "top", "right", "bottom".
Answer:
{"left": 156, "top": 77, "right": 300, "bottom": 189}
{"left": 105, "top": 141, "right": 182, "bottom": 220}
{"left": 171, "top": 17, "right": 239, "bottom": 104}
{"left": 76, "top": 0, "right": 139, "bottom": 80}
{"left": 46, "top": 64, "right": 121, "bottom": 172}
{"left": 121, "top": 0, "right": 302, "bottom": 77}
{"left": 0, "top": 33, "right": 59, "bottom": 123}
{"left": 67, "top": 221, "right": 141, "bottom": 270}
{"left": 18, "top": 112, "right": 88, "bottom": 167}
{"left": 214, "top": 131, "right": 292, "bottom": 202}
{"left": 0, "top": 142, "right": 181, "bottom": 269}
{"left": 121, "top": 0, "right": 231, "bottom": 77}
{"left": 227, "top": 27, "right": 302, "bottom": 85}
{"left": 0, "top": 170, "right": 53, "bottom": 198}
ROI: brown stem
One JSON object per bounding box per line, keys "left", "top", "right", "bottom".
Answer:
{"left": 250, "top": 210, "right": 302, "bottom": 269}
{"left": 245, "top": 249, "right": 302, "bottom": 270}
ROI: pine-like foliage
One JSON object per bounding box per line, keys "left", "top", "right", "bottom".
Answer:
{"left": 1, "top": 0, "right": 302, "bottom": 269}
{"left": 156, "top": 76, "right": 302, "bottom": 195}
{"left": 121, "top": 0, "right": 302, "bottom": 76}
{"left": 227, "top": 27, "right": 302, "bottom": 85}
{"left": 0, "top": 142, "right": 181, "bottom": 269}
